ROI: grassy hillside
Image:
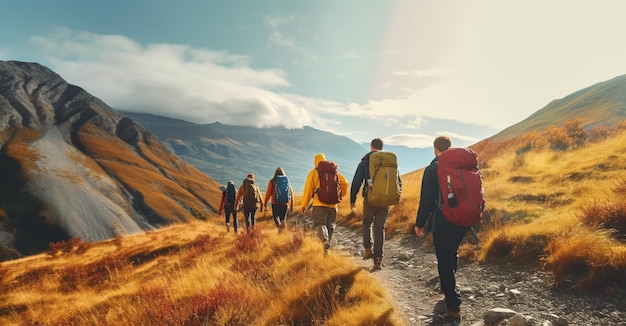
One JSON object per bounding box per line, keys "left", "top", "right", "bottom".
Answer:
{"left": 489, "top": 74, "right": 626, "bottom": 142}
{"left": 469, "top": 120, "right": 626, "bottom": 290}
{"left": 0, "top": 219, "right": 403, "bottom": 325}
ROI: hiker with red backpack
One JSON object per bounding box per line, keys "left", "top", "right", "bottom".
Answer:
{"left": 300, "top": 153, "right": 348, "bottom": 253}
{"left": 235, "top": 173, "right": 264, "bottom": 233}
{"left": 218, "top": 181, "right": 238, "bottom": 233}
{"left": 264, "top": 167, "right": 295, "bottom": 232}
{"left": 350, "top": 138, "right": 402, "bottom": 271}
{"left": 414, "top": 136, "right": 484, "bottom": 323}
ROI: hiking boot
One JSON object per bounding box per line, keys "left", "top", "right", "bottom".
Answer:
{"left": 324, "top": 242, "right": 330, "bottom": 255}
{"left": 226, "top": 223, "right": 230, "bottom": 232}
{"left": 445, "top": 307, "right": 461, "bottom": 322}
{"left": 362, "top": 247, "right": 373, "bottom": 260}
{"left": 371, "top": 256, "right": 383, "bottom": 271}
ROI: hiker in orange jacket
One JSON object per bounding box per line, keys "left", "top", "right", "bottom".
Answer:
{"left": 264, "top": 167, "right": 295, "bottom": 232}
{"left": 300, "top": 153, "right": 348, "bottom": 253}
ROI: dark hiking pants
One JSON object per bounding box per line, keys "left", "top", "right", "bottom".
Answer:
{"left": 271, "top": 204, "right": 288, "bottom": 228}
{"left": 433, "top": 223, "right": 470, "bottom": 311}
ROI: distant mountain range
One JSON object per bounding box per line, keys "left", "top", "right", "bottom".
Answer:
{"left": 120, "top": 111, "right": 435, "bottom": 192}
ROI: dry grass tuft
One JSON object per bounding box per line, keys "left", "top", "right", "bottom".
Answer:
{"left": 579, "top": 200, "right": 626, "bottom": 237}
{"left": 544, "top": 229, "right": 626, "bottom": 290}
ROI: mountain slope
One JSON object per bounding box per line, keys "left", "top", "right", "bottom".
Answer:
{"left": 489, "top": 74, "right": 626, "bottom": 142}
{"left": 0, "top": 60, "right": 221, "bottom": 258}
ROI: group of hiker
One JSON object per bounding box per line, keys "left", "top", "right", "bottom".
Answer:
{"left": 218, "top": 168, "right": 294, "bottom": 234}
{"left": 217, "top": 135, "right": 483, "bottom": 322}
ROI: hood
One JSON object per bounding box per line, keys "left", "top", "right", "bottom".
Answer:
{"left": 314, "top": 153, "right": 326, "bottom": 167}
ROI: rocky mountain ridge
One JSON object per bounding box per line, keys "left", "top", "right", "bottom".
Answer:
{"left": 0, "top": 60, "right": 220, "bottom": 259}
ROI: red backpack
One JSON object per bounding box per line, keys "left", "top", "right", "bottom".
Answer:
{"left": 437, "top": 148, "right": 484, "bottom": 226}
{"left": 316, "top": 161, "right": 341, "bottom": 204}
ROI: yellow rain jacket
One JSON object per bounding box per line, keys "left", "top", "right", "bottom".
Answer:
{"left": 301, "top": 153, "right": 349, "bottom": 210}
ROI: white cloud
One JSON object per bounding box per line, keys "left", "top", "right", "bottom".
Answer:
{"left": 383, "top": 133, "right": 434, "bottom": 148}
{"left": 31, "top": 29, "right": 312, "bottom": 128}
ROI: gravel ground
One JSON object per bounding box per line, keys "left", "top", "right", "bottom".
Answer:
{"left": 319, "top": 220, "right": 626, "bottom": 326}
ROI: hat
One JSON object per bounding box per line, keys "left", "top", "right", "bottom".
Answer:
{"left": 246, "top": 173, "right": 254, "bottom": 180}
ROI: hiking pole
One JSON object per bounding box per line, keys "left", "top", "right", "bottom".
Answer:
{"left": 469, "top": 227, "right": 480, "bottom": 244}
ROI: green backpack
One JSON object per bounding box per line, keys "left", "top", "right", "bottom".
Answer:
{"left": 367, "top": 151, "right": 401, "bottom": 207}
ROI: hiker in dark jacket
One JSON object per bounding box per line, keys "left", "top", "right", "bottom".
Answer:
{"left": 264, "top": 167, "right": 295, "bottom": 232}
{"left": 350, "top": 138, "right": 402, "bottom": 271}
{"left": 218, "top": 181, "right": 237, "bottom": 233}
{"left": 414, "top": 135, "right": 470, "bottom": 322}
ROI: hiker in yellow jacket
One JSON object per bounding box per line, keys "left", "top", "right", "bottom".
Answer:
{"left": 301, "top": 153, "right": 349, "bottom": 253}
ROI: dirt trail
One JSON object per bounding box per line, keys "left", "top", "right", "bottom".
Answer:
{"left": 327, "top": 223, "right": 626, "bottom": 326}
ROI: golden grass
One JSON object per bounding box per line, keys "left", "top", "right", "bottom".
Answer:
{"left": 0, "top": 220, "right": 403, "bottom": 325}
{"left": 462, "top": 122, "right": 626, "bottom": 289}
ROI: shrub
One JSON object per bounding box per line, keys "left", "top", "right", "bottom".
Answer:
{"left": 579, "top": 201, "right": 626, "bottom": 237}
{"left": 545, "top": 231, "right": 626, "bottom": 290}
{"left": 233, "top": 229, "right": 264, "bottom": 253}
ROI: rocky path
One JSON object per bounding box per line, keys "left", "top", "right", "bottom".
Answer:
{"left": 308, "top": 219, "right": 626, "bottom": 326}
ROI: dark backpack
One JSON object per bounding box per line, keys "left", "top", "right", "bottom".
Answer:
{"left": 316, "top": 161, "right": 341, "bottom": 204}
{"left": 367, "top": 151, "right": 401, "bottom": 207}
{"left": 242, "top": 179, "right": 260, "bottom": 210}
{"left": 273, "top": 175, "right": 291, "bottom": 204}
{"left": 225, "top": 183, "right": 236, "bottom": 207}
{"left": 437, "top": 147, "right": 484, "bottom": 227}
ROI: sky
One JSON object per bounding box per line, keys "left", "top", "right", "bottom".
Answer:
{"left": 2, "top": 1, "right": 626, "bottom": 148}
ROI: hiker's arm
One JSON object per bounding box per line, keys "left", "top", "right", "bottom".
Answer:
{"left": 415, "top": 164, "right": 437, "bottom": 228}
{"left": 218, "top": 194, "right": 225, "bottom": 216}
{"left": 338, "top": 172, "right": 349, "bottom": 201}
{"left": 289, "top": 185, "right": 294, "bottom": 212}
{"left": 301, "top": 170, "right": 314, "bottom": 212}
{"left": 350, "top": 160, "right": 365, "bottom": 204}
{"left": 264, "top": 181, "right": 273, "bottom": 206}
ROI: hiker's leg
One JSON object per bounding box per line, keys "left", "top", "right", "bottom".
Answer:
{"left": 271, "top": 204, "right": 281, "bottom": 227}
{"left": 225, "top": 208, "right": 231, "bottom": 225}
{"left": 362, "top": 199, "right": 375, "bottom": 249}
{"left": 311, "top": 207, "right": 329, "bottom": 243}
{"left": 433, "top": 226, "right": 469, "bottom": 310}
{"left": 244, "top": 210, "right": 252, "bottom": 231}
{"left": 233, "top": 211, "right": 239, "bottom": 233}
{"left": 372, "top": 206, "right": 390, "bottom": 258}
{"left": 327, "top": 207, "right": 337, "bottom": 243}
{"left": 250, "top": 209, "right": 256, "bottom": 229}
{"left": 225, "top": 208, "right": 234, "bottom": 232}
{"left": 272, "top": 204, "right": 287, "bottom": 228}
{"left": 278, "top": 204, "right": 288, "bottom": 227}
